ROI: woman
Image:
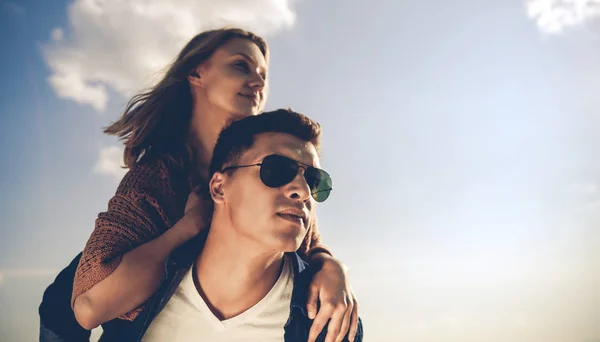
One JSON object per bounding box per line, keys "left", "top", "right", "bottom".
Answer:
{"left": 39, "top": 28, "right": 359, "bottom": 342}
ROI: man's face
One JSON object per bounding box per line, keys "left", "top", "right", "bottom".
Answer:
{"left": 216, "top": 132, "right": 320, "bottom": 253}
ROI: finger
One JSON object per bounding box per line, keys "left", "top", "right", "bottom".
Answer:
{"left": 308, "top": 304, "right": 335, "bottom": 342}
{"left": 184, "top": 197, "right": 195, "bottom": 214}
{"left": 348, "top": 297, "right": 359, "bottom": 342}
{"left": 334, "top": 301, "right": 353, "bottom": 342}
{"left": 324, "top": 311, "right": 344, "bottom": 342}
{"left": 185, "top": 190, "right": 201, "bottom": 207}
{"left": 322, "top": 301, "right": 348, "bottom": 342}
{"left": 305, "top": 285, "right": 319, "bottom": 320}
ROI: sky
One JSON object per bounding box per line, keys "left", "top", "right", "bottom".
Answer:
{"left": 1, "top": 0, "right": 600, "bottom": 341}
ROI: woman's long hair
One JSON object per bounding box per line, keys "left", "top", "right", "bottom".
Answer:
{"left": 104, "top": 28, "right": 268, "bottom": 169}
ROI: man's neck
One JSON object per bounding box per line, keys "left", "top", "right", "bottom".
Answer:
{"left": 193, "top": 215, "right": 285, "bottom": 320}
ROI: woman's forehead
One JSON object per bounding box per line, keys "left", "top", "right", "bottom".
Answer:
{"left": 215, "top": 38, "right": 268, "bottom": 66}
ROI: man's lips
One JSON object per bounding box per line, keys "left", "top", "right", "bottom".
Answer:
{"left": 276, "top": 208, "right": 308, "bottom": 224}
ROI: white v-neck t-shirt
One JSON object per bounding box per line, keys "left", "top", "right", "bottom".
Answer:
{"left": 142, "top": 256, "right": 294, "bottom": 342}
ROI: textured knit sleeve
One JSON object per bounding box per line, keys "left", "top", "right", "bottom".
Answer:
{"left": 72, "top": 158, "right": 187, "bottom": 320}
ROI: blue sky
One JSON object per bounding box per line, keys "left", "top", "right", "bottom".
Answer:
{"left": 1, "top": 0, "right": 600, "bottom": 341}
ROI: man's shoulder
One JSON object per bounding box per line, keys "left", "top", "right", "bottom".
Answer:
{"left": 286, "top": 252, "right": 313, "bottom": 275}
{"left": 284, "top": 253, "right": 364, "bottom": 342}
{"left": 286, "top": 252, "right": 316, "bottom": 292}
{"left": 315, "top": 317, "right": 365, "bottom": 342}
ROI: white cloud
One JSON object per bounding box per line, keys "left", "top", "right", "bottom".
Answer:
{"left": 48, "top": 72, "right": 109, "bottom": 112}
{"left": 527, "top": 0, "right": 600, "bottom": 34}
{"left": 43, "top": 0, "right": 298, "bottom": 112}
{"left": 51, "top": 27, "right": 64, "bottom": 41}
{"left": 94, "top": 145, "right": 127, "bottom": 179}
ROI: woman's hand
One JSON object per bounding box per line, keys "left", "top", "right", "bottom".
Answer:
{"left": 306, "top": 255, "right": 359, "bottom": 342}
{"left": 180, "top": 187, "right": 213, "bottom": 238}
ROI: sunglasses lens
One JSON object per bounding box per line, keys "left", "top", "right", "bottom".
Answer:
{"left": 260, "top": 155, "right": 298, "bottom": 188}
{"left": 306, "top": 168, "right": 332, "bottom": 202}
{"left": 260, "top": 154, "right": 333, "bottom": 202}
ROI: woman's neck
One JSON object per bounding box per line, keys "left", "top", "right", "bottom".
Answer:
{"left": 188, "top": 102, "right": 234, "bottom": 180}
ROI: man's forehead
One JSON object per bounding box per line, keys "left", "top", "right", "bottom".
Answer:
{"left": 243, "top": 133, "right": 319, "bottom": 166}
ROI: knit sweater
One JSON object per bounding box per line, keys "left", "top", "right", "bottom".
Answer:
{"left": 72, "top": 155, "right": 324, "bottom": 321}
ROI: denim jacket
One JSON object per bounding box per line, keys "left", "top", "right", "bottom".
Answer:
{"left": 40, "top": 237, "right": 364, "bottom": 342}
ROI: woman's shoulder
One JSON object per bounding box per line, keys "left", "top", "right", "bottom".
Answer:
{"left": 115, "top": 153, "right": 189, "bottom": 199}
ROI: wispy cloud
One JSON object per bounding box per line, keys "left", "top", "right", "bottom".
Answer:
{"left": 0, "top": 269, "right": 58, "bottom": 286}
{"left": 94, "top": 145, "right": 127, "bottom": 180}
{"left": 51, "top": 27, "right": 64, "bottom": 42}
{"left": 527, "top": 0, "right": 600, "bottom": 34}
{"left": 42, "top": 0, "right": 298, "bottom": 112}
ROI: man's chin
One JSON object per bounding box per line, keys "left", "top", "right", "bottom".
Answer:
{"left": 270, "top": 234, "right": 306, "bottom": 254}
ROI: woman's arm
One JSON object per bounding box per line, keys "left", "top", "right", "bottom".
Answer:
{"left": 299, "top": 216, "right": 333, "bottom": 260}
{"left": 71, "top": 162, "right": 210, "bottom": 329}
{"left": 72, "top": 211, "right": 201, "bottom": 330}
{"left": 301, "top": 218, "right": 361, "bottom": 342}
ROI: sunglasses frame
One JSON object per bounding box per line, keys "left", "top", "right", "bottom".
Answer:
{"left": 220, "top": 154, "right": 333, "bottom": 202}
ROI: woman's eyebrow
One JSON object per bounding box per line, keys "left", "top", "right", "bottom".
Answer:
{"left": 231, "top": 53, "right": 267, "bottom": 70}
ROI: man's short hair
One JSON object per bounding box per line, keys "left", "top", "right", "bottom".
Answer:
{"left": 209, "top": 108, "right": 322, "bottom": 177}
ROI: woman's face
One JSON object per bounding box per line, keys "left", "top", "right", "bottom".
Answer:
{"left": 190, "top": 38, "right": 269, "bottom": 121}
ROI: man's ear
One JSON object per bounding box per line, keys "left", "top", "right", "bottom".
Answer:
{"left": 209, "top": 171, "right": 227, "bottom": 204}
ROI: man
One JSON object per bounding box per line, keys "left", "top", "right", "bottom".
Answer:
{"left": 95, "top": 109, "right": 363, "bottom": 341}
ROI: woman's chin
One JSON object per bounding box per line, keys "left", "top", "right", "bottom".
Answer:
{"left": 229, "top": 107, "right": 260, "bottom": 120}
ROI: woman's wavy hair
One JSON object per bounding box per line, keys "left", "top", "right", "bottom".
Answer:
{"left": 104, "top": 28, "right": 268, "bottom": 169}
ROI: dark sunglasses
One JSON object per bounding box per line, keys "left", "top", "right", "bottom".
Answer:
{"left": 220, "top": 154, "right": 333, "bottom": 202}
